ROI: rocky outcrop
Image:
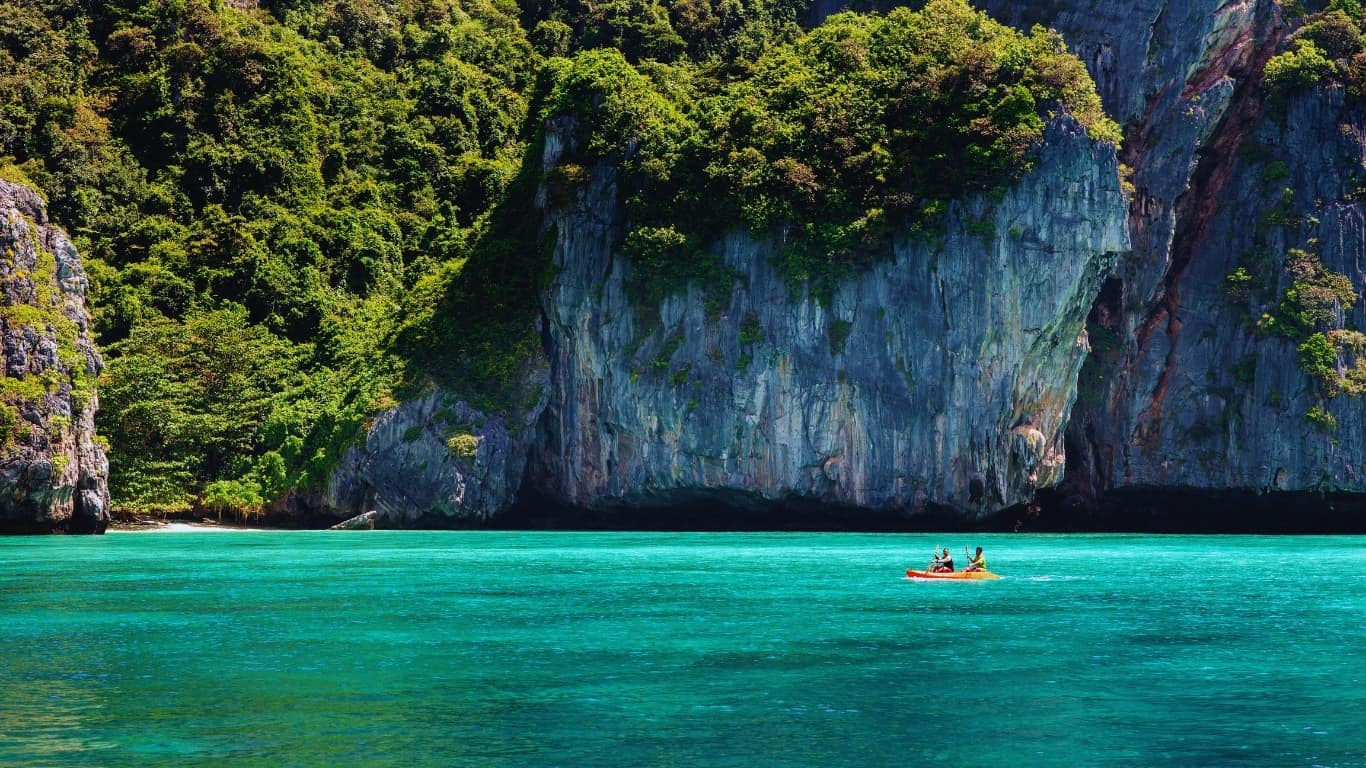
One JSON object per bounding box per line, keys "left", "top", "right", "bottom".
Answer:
{"left": 330, "top": 509, "right": 378, "bottom": 530}
{"left": 940, "top": 0, "right": 1366, "bottom": 524}
{"left": 0, "top": 179, "right": 109, "bottom": 533}
{"left": 1093, "top": 77, "right": 1366, "bottom": 493}
{"left": 529, "top": 117, "right": 1127, "bottom": 519}
{"left": 326, "top": 113, "right": 1126, "bottom": 525}
{"left": 959, "top": 0, "right": 1283, "bottom": 507}
{"left": 323, "top": 383, "right": 547, "bottom": 526}
{"left": 343, "top": 0, "right": 1366, "bottom": 528}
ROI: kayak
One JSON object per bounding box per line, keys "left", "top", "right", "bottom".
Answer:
{"left": 906, "top": 568, "right": 1001, "bottom": 581}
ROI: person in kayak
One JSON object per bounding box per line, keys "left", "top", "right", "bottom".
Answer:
{"left": 930, "top": 547, "right": 954, "bottom": 572}
{"left": 965, "top": 546, "right": 987, "bottom": 572}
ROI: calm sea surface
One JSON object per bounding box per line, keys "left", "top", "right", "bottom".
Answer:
{"left": 1, "top": 530, "right": 1364, "bottom": 767}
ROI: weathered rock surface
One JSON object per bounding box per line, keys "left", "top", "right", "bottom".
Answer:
{"left": 328, "top": 113, "right": 1126, "bottom": 524}
{"left": 964, "top": 2, "right": 1366, "bottom": 506}
{"left": 330, "top": 509, "right": 378, "bottom": 530}
{"left": 921, "top": 0, "right": 1366, "bottom": 527}
{"left": 323, "top": 383, "right": 547, "bottom": 526}
{"left": 1095, "top": 78, "right": 1366, "bottom": 493}
{"left": 339, "top": 0, "right": 1366, "bottom": 527}
{"left": 529, "top": 117, "right": 1127, "bottom": 518}
{"left": 0, "top": 180, "right": 109, "bottom": 533}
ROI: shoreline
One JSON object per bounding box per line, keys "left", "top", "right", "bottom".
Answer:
{"left": 77, "top": 487, "right": 1366, "bottom": 536}
{"left": 99, "top": 520, "right": 1366, "bottom": 536}
{"left": 110, "top": 519, "right": 270, "bottom": 533}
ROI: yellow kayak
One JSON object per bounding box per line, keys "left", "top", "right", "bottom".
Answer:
{"left": 906, "top": 568, "right": 1001, "bottom": 580}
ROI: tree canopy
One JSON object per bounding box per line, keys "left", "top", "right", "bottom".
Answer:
{"left": 0, "top": 0, "right": 1117, "bottom": 516}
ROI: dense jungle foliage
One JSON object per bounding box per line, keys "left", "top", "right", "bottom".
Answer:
{"left": 0, "top": 0, "right": 1116, "bottom": 515}
{"left": 1264, "top": 1, "right": 1366, "bottom": 101}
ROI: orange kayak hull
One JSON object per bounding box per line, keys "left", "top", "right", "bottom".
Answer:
{"left": 906, "top": 568, "right": 1001, "bottom": 580}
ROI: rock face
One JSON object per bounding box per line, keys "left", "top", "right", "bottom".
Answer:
{"left": 327, "top": 114, "right": 1126, "bottom": 525}
{"left": 339, "top": 0, "right": 1366, "bottom": 527}
{"left": 1092, "top": 51, "right": 1366, "bottom": 496}
{"left": 330, "top": 509, "right": 378, "bottom": 530}
{"left": 923, "top": 0, "right": 1366, "bottom": 525}
{"left": 964, "top": 1, "right": 1366, "bottom": 507}
{"left": 529, "top": 117, "right": 1127, "bottom": 518}
{"left": 959, "top": 0, "right": 1284, "bottom": 504}
{"left": 323, "top": 384, "right": 548, "bottom": 526}
{"left": 1182, "top": 85, "right": 1366, "bottom": 493}
{"left": 0, "top": 180, "right": 109, "bottom": 533}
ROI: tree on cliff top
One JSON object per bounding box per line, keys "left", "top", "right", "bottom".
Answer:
{"left": 538, "top": 0, "right": 1121, "bottom": 295}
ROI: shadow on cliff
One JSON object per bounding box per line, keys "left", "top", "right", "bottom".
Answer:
{"left": 498, "top": 489, "right": 1017, "bottom": 532}
{"left": 1023, "top": 487, "right": 1366, "bottom": 533}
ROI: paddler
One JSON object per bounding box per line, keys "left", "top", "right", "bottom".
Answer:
{"left": 930, "top": 547, "right": 954, "bottom": 573}
{"left": 965, "top": 546, "right": 987, "bottom": 572}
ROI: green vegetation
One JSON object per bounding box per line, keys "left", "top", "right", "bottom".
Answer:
{"left": 1233, "top": 111, "right": 1366, "bottom": 427}
{"left": 0, "top": 225, "right": 96, "bottom": 437}
{"left": 828, "top": 319, "right": 854, "bottom": 356}
{"left": 542, "top": 2, "right": 1119, "bottom": 298}
{"left": 669, "top": 363, "right": 692, "bottom": 387}
{"left": 1298, "top": 332, "right": 1339, "bottom": 396}
{"left": 1225, "top": 266, "right": 1255, "bottom": 303}
{"left": 1264, "top": 6, "right": 1366, "bottom": 100}
{"left": 1329, "top": 0, "right": 1365, "bottom": 22}
{"left": 1249, "top": 241, "right": 1363, "bottom": 423}
{"left": 0, "top": 402, "right": 21, "bottom": 453}
{"left": 652, "top": 331, "right": 685, "bottom": 371}
{"left": 520, "top": 0, "right": 807, "bottom": 64}
{"left": 1262, "top": 160, "right": 1290, "bottom": 184}
{"left": 3, "top": 0, "right": 531, "bottom": 513}
{"left": 1265, "top": 40, "right": 1334, "bottom": 99}
{"left": 1306, "top": 403, "right": 1338, "bottom": 433}
{"left": 447, "top": 432, "right": 479, "bottom": 459}
{"left": 1258, "top": 247, "right": 1357, "bottom": 339}
{"left": 3, "top": 0, "right": 1117, "bottom": 515}
{"left": 738, "top": 312, "right": 764, "bottom": 346}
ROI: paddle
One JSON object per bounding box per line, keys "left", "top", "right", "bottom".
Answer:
{"left": 965, "top": 545, "right": 987, "bottom": 572}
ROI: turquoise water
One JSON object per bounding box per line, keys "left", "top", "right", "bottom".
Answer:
{"left": 2, "top": 531, "right": 1364, "bottom": 767}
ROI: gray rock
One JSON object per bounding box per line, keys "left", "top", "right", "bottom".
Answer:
{"left": 529, "top": 117, "right": 1127, "bottom": 519}
{"left": 324, "top": 382, "right": 548, "bottom": 525}
{"left": 328, "top": 110, "right": 1125, "bottom": 523}
{"left": 330, "top": 510, "right": 378, "bottom": 530}
{"left": 979, "top": 0, "right": 1366, "bottom": 501}
{"left": 0, "top": 180, "right": 109, "bottom": 533}
{"left": 340, "top": 0, "right": 1366, "bottom": 523}
{"left": 1097, "top": 82, "right": 1366, "bottom": 493}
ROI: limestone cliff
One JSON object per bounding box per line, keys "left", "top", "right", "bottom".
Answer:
{"left": 323, "top": 382, "right": 547, "bottom": 526}
{"left": 955, "top": 2, "right": 1366, "bottom": 514}
{"left": 282, "top": 0, "right": 1366, "bottom": 528}
{"left": 325, "top": 113, "right": 1126, "bottom": 525}
{"left": 1100, "top": 82, "right": 1366, "bottom": 492}
{"left": 0, "top": 180, "right": 109, "bottom": 533}
{"left": 847, "top": 2, "right": 1361, "bottom": 531}
{"left": 959, "top": 0, "right": 1285, "bottom": 506}
{"left": 529, "top": 116, "right": 1127, "bottom": 519}
{"left": 346, "top": 0, "right": 1366, "bottom": 527}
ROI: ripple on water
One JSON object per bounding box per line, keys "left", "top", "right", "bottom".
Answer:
{"left": 2, "top": 531, "right": 1365, "bottom": 768}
